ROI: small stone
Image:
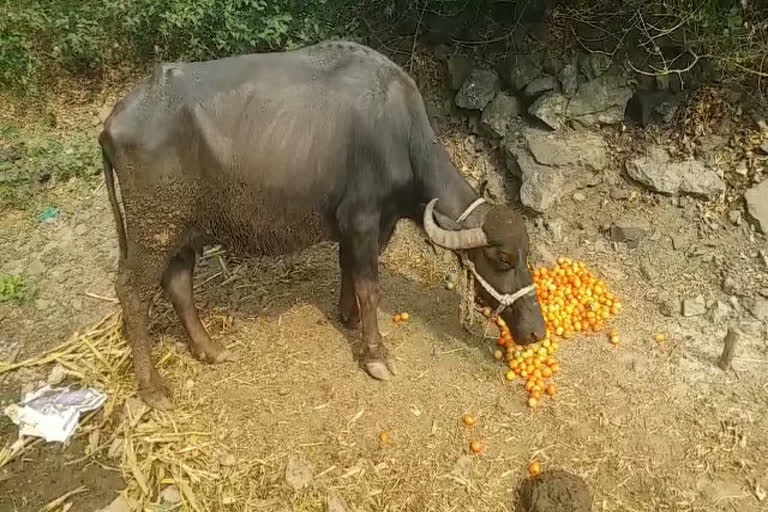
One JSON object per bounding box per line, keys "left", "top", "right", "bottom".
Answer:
{"left": 107, "top": 437, "right": 123, "bottom": 459}
{"left": 670, "top": 234, "right": 688, "bottom": 252}
{"left": 446, "top": 56, "right": 473, "bottom": 90}
{"left": 573, "top": 192, "right": 586, "bottom": 202}
{"left": 455, "top": 69, "right": 501, "bottom": 111}
{"left": 744, "top": 179, "right": 768, "bottom": 233}
{"left": 626, "top": 145, "right": 726, "bottom": 199}
{"left": 499, "top": 53, "right": 542, "bottom": 91}
{"left": 71, "top": 298, "right": 83, "bottom": 312}
{"left": 94, "top": 495, "right": 134, "bottom": 512}
{"left": 658, "top": 298, "right": 676, "bottom": 317}
{"left": 739, "top": 320, "right": 764, "bottom": 337}
{"left": 609, "top": 218, "right": 649, "bottom": 249}
{"left": 610, "top": 188, "right": 631, "bottom": 200}
{"left": 123, "top": 397, "right": 149, "bottom": 423}
{"left": 528, "top": 92, "right": 568, "bottom": 130}
{"left": 579, "top": 53, "right": 612, "bottom": 80}
{"left": 285, "top": 455, "right": 314, "bottom": 491}
{"left": 722, "top": 276, "right": 741, "bottom": 296}
{"left": 682, "top": 295, "right": 707, "bottom": 317}
{"left": 640, "top": 260, "right": 657, "bottom": 282}
{"left": 74, "top": 223, "right": 88, "bottom": 236}
{"left": 480, "top": 92, "right": 521, "bottom": 138}
{"left": 326, "top": 495, "right": 351, "bottom": 512}
{"left": 47, "top": 363, "right": 67, "bottom": 386}
{"left": 707, "top": 301, "right": 731, "bottom": 324}
{"left": 219, "top": 452, "right": 237, "bottom": 467}
{"left": 546, "top": 219, "right": 563, "bottom": 242}
{"left": 728, "top": 210, "right": 743, "bottom": 226}
{"left": 735, "top": 161, "right": 749, "bottom": 176}
{"left": 159, "top": 485, "right": 182, "bottom": 505}
{"left": 558, "top": 63, "right": 578, "bottom": 96}
{"left": 743, "top": 297, "right": 768, "bottom": 322}
{"left": 524, "top": 75, "right": 556, "bottom": 98}
{"left": 27, "top": 259, "right": 46, "bottom": 276}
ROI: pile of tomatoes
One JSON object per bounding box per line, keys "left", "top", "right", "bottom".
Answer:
{"left": 489, "top": 256, "right": 623, "bottom": 408}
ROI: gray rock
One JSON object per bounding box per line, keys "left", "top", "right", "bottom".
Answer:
{"left": 503, "top": 128, "right": 608, "bottom": 212}
{"left": 546, "top": 219, "right": 564, "bottom": 242}
{"left": 744, "top": 297, "right": 768, "bottom": 322}
{"left": 658, "top": 297, "right": 677, "bottom": 317}
{"left": 573, "top": 191, "right": 586, "bottom": 202}
{"left": 159, "top": 485, "right": 182, "bottom": 505}
{"left": 499, "top": 53, "right": 541, "bottom": 91}
{"left": 682, "top": 295, "right": 707, "bottom": 317}
{"left": 107, "top": 437, "right": 123, "bottom": 459}
{"left": 480, "top": 92, "right": 521, "bottom": 138}
{"left": 524, "top": 75, "right": 556, "bottom": 98}
{"left": 707, "top": 300, "right": 732, "bottom": 324}
{"left": 455, "top": 69, "right": 501, "bottom": 110}
{"left": 625, "top": 145, "right": 726, "bottom": 200}
{"left": 446, "top": 56, "right": 473, "bottom": 91}
{"left": 739, "top": 320, "right": 765, "bottom": 337}
{"left": 326, "top": 495, "right": 351, "bottom": 512}
{"left": 219, "top": 452, "right": 237, "bottom": 467}
{"left": 285, "top": 455, "right": 314, "bottom": 491}
{"left": 27, "top": 259, "right": 45, "bottom": 277}
{"left": 722, "top": 275, "right": 741, "bottom": 295}
{"left": 609, "top": 217, "right": 650, "bottom": 249}
{"left": 640, "top": 259, "right": 657, "bottom": 281}
{"left": 47, "top": 363, "right": 67, "bottom": 386}
{"left": 744, "top": 179, "right": 768, "bottom": 233}
{"left": 74, "top": 223, "right": 88, "bottom": 236}
{"left": 481, "top": 169, "right": 508, "bottom": 203}
{"left": 524, "top": 129, "right": 609, "bottom": 170}
{"left": 71, "top": 297, "right": 83, "bottom": 312}
{"left": 579, "top": 53, "right": 612, "bottom": 80}
{"left": 528, "top": 92, "right": 568, "bottom": 130}
{"left": 566, "top": 73, "right": 632, "bottom": 126}
{"left": 558, "top": 64, "right": 578, "bottom": 96}
{"left": 728, "top": 209, "right": 743, "bottom": 226}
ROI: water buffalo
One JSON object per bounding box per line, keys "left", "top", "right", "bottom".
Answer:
{"left": 99, "top": 40, "right": 547, "bottom": 410}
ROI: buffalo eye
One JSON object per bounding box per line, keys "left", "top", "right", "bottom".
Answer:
{"left": 494, "top": 250, "right": 516, "bottom": 271}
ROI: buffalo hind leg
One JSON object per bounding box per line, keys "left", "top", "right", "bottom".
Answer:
{"left": 161, "top": 247, "right": 236, "bottom": 363}
{"left": 116, "top": 255, "right": 174, "bottom": 411}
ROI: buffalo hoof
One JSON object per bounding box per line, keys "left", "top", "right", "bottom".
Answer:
{"left": 339, "top": 311, "right": 361, "bottom": 330}
{"left": 139, "top": 386, "right": 175, "bottom": 411}
{"left": 191, "top": 340, "right": 238, "bottom": 364}
{"left": 364, "top": 354, "right": 398, "bottom": 381}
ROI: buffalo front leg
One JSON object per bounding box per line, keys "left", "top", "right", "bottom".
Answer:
{"left": 161, "top": 247, "right": 236, "bottom": 364}
{"left": 340, "top": 235, "right": 397, "bottom": 381}
{"left": 338, "top": 245, "right": 360, "bottom": 329}
{"left": 116, "top": 257, "right": 174, "bottom": 411}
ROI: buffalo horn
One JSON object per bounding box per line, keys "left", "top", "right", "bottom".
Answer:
{"left": 423, "top": 198, "right": 489, "bottom": 250}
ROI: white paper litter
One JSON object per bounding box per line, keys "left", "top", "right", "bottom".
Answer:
{"left": 3, "top": 385, "right": 107, "bottom": 443}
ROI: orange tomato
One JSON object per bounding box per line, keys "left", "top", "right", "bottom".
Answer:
{"left": 528, "top": 461, "right": 542, "bottom": 477}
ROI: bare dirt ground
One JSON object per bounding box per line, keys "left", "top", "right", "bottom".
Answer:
{"left": 1, "top": 67, "right": 767, "bottom": 512}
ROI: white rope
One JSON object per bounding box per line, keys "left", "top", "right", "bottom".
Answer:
{"left": 456, "top": 197, "right": 486, "bottom": 223}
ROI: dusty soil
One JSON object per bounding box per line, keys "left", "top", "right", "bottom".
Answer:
{"left": 1, "top": 68, "right": 767, "bottom": 512}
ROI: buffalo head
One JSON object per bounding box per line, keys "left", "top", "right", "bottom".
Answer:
{"left": 423, "top": 198, "right": 547, "bottom": 345}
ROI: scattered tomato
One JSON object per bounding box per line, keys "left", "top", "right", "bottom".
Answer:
{"left": 654, "top": 333, "right": 666, "bottom": 343}
{"left": 528, "top": 461, "right": 542, "bottom": 477}
{"left": 401, "top": 312, "right": 410, "bottom": 321}
{"left": 462, "top": 414, "right": 477, "bottom": 427}
{"left": 494, "top": 349, "right": 503, "bottom": 360}
{"left": 470, "top": 440, "right": 485, "bottom": 454}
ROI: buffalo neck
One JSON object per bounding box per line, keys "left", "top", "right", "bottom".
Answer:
{"left": 419, "top": 149, "right": 485, "bottom": 228}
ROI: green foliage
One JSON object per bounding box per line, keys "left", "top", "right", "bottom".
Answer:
{"left": 0, "top": 0, "right": 359, "bottom": 94}
{"left": 0, "top": 273, "right": 34, "bottom": 304}
{"left": 0, "top": 125, "right": 100, "bottom": 209}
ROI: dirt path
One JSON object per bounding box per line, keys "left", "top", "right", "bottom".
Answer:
{"left": 1, "top": 84, "right": 767, "bottom": 511}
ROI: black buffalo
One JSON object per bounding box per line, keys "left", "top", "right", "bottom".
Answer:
{"left": 99, "top": 40, "right": 547, "bottom": 410}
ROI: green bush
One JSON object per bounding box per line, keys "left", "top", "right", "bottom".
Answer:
{"left": 0, "top": 0, "right": 359, "bottom": 94}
